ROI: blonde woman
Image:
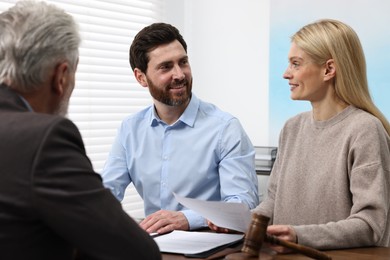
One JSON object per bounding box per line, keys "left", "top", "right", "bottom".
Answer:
{"left": 255, "top": 19, "right": 390, "bottom": 251}
{"left": 210, "top": 19, "right": 390, "bottom": 252}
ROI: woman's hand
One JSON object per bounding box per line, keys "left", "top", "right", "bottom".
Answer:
{"left": 266, "top": 225, "right": 297, "bottom": 253}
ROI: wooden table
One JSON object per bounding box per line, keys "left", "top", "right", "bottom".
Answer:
{"left": 162, "top": 244, "right": 390, "bottom": 260}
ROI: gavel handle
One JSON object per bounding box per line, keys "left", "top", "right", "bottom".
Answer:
{"left": 266, "top": 234, "right": 332, "bottom": 260}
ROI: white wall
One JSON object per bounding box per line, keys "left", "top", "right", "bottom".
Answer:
{"left": 163, "top": 0, "right": 271, "bottom": 146}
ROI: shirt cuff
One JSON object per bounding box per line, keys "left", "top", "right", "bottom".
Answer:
{"left": 181, "top": 209, "right": 207, "bottom": 230}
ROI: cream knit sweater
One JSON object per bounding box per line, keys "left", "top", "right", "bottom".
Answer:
{"left": 254, "top": 105, "right": 390, "bottom": 250}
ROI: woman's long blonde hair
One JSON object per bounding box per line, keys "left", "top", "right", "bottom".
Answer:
{"left": 292, "top": 19, "right": 390, "bottom": 135}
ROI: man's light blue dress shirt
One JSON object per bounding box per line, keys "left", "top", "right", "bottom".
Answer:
{"left": 101, "top": 94, "right": 259, "bottom": 230}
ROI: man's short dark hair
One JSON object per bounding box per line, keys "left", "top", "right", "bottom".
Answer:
{"left": 129, "top": 23, "right": 187, "bottom": 73}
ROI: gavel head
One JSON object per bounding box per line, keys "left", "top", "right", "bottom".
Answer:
{"left": 241, "top": 213, "right": 270, "bottom": 256}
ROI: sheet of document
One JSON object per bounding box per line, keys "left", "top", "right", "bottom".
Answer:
{"left": 154, "top": 230, "right": 244, "bottom": 254}
{"left": 174, "top": 193, "right": 251, "bottom": 232}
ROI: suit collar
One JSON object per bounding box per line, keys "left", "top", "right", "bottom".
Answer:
{"left": 0, "top": 84, "right": 30, "bottom": 112}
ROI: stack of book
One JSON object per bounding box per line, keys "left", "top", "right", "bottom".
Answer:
{"left": 254, "top": 146, "right": 277, "bottom": 175}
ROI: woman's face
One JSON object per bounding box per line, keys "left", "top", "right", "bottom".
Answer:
{"left": 283, "top": 42, "right": 327, "bottom": 103}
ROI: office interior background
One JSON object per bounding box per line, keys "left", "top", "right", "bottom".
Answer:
{"left": 1, "top": 0, "right": 388, "bottom": 218}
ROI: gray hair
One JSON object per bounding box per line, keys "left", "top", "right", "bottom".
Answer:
{"left": 0, "top": 0, "right": 81, "bottom": 92}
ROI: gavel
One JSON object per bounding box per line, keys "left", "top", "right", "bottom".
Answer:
{"left": 226, "top": 213, "right": 332, "bottom": 260}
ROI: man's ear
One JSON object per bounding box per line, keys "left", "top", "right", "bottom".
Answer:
{"left": 324, "top": 59, "right": 336, "bottom": 81}
{"left": 51, "top": 62, "right": 69, "bottom": 97}
{"left": 134, "top": 68, "right": 148, "bottom": 87}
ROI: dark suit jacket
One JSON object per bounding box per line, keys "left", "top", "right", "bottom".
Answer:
{"left": 0, "top": 85, "right": 161, "bottom": 260}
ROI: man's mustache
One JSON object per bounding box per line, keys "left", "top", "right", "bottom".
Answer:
{"left": 169, "top": 79, "right": 188, "bottom": 88}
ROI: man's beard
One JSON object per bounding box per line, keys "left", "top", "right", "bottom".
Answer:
{"left": 146, "top": 77, "right": 192, "bottom": 106}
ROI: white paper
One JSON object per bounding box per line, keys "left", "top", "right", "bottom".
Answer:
{"left": 174, "top": 193, "right": 251, "bottom": 232}
{"left": 154, "top": 230, "right": 244, "bottom": 254}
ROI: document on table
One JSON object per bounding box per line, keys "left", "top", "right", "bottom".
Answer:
{"left": 154, "top": 230, "right": 244, "bottom": 255}
{"left": 173, "top": 193, "right": 251, "bottom": 233}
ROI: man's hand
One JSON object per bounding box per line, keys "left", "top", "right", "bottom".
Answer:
{"left": 266, "top": 225, "right": 297, "bottom": 253}
{"left": 140, "top": 210, "right": 189, "bottom": 234}
{"left": 207, "top": 220, "right": 242, "bottom": 234}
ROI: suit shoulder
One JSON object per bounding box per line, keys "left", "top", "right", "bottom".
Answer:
{"left": 25, "top": 113, "right": 79, "bottom": 133}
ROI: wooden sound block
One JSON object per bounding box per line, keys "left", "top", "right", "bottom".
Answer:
{"left": 225, "top": 247, "right": 277, "bottom": 260}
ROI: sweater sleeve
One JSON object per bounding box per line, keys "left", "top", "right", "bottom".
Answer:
{"left": 294, "top": 120, "right": 390, "bottom": 250}
{"left": 295, "top": 163, "right": 389, "bottom": 249}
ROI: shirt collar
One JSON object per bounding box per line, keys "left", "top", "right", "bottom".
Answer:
{"left": 149, "top": 94, "right": 200, "bottom": 128}
{"left": 17, "top": 94, "right": 34, "bottom": 111}
{"left": 179, "top": 94, "right": 199, "bottom": 127}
